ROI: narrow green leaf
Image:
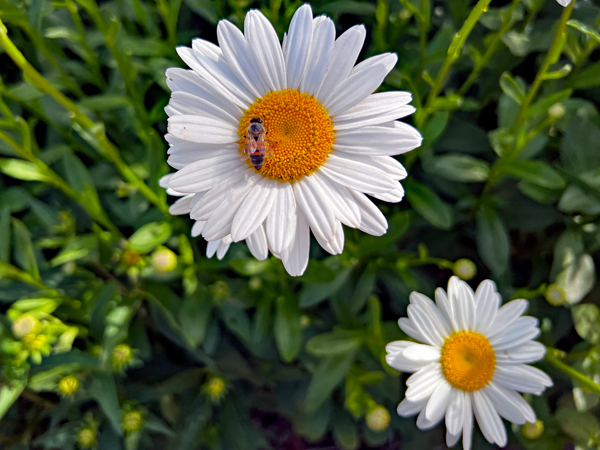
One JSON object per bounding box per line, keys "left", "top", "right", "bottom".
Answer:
{"left": 0, "top": 158, "right": 49, "bottom": 182}
{"left": 0, "top": 207, "right": 10, "bottom": 263}
{"left": 567, "top": 20, "right": 600, "bottom": 43}
{"left": 333, "top": 410, "right": 359, "bottom": 450}
{"left": 305, "top": 351, "right": 356, "bottom": 413}
{"left": 12, "top": 217, "right": 40, "bottom": 280}
{"left": 526, "top": 89, "right": 572, "bottom": 119}
{"left": 89, "top": 373, "right": 123, "bottom": 435}
{"left": 274, "top": 296, "right": 302, "bottom": 362}
{"left": 0, "top": 380, "right": 25, "bottom": 421}
{"left": 499, "top": 72, "right": 525, "bottom": 105}
{"left": 128, "top": 222, "right": 172, "bottom": 253}
{"left": 306, "top": 330, "right": 363, "bottom": 356}
{"left": 404, "top": 179, "right": 453, "bottom": 229}
{"left": 476, "top": 206, "right": 509, "bottom": 275}
{"left": 572, "top": 304, "right": 600, "bottom": 345}
{"left": 502, "top": 160, "right": 566, "bottom": 189}
{"left": 427, "top": 154, "right": 490, "bottom": 182}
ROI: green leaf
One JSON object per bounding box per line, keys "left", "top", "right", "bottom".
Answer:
{"left": 567, "top": 20, "right": 600, "bottom": 43}
{"left": 404, "top": 179, "right": 453, "bottom": 229}
{"left": 502, "top": 160, "right": 566, "bottom": 189}
{"left": 501, "top": 31, "right": 530, "bottom": 57}
{"left": 299, "top": 266, "right": 353, "bottom": 308}
{"left": 12, "top": 217, "right": 40, "bottom": 280}
{"left": 499, "top": 72, "right": 525, "bottom": 105}
{"left": 332, "top": 410, "right": 359, "bottom": 450}
{"left": 572, "top": 304, "right": 600, "bottom": 345}
{"left": 305, "top": 351, "right": 356, "bottom": 413}
{"left": 569, "top": 61, "right": 600, "bottom": 89}
{"left": 128, "top": 222, "right": 172, "bottom": 253}
{"left": 0, "top": 379, "right": 25, "bottom": 421}
{"left": 294, "top": 401, "right": 332, "bottom": 441}
{"left": 556, "top": 408, "right": 600, "bottom": 444}
{"left": 274, "top": 296, "right": 302, "bottom": 362}
{"left": 79, "top": 95, "right": 132, "bottom": 111}
{"left": 476, "top": 206, "right": 509, "bottom": 276}
{"left": 90, "top": 373, "right": 123, "bottom": 435}
{"left": 306, "top": 330, "right": 363, "bottom": 356}
{"left": 427, "top": 154, "right": 490, "bottom": 182}
{"left": 179, "top": 291, "right": 212, "bottom": 348}
{"left": 561, "top": 117, "right": 600, "bottom": 173}
{"left": 0, "top": 207, "right": 10, "bottom": 263}
{"left": 526, "top": 89, "right": 572, "bottom": 119}
{"left": 0, "top": 158, "right": 50, "bottom": 182}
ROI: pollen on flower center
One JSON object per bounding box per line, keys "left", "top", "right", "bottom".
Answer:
{"left": 441, "top": 331, "right": 496, "bottom": 392}
{"left": 238, "top": 89, "right": 335, "bottom": 182}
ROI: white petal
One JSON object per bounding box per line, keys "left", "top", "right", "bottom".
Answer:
{"left": 398, "top": 317, "right": 429, "bottom": 344}
{"left": 352, "top": 191, "right": 388, "bottom": 236}
{"left": 284, "top": 4, "right": 313, "bottom": 89}
{"left": 385, "top": 340, "right": 413, "bottom": 357}
{"left": 401, "top": 343, "right": 441, "bottom": 363}
{"left": 266, "top": 184, "right": 297, "bottom": 254}
{"left": 168, "top": 91, "right": 239, "bottom": 126}
{"left": 372, "top": 185, "right": 405, "bottom": 203}
{"left": 206, "top": 240, "right": 220, "bottom": 258}
{"left": 190, "top": 174, "right": 250, "bottom": 220}
{"left": 556, "top": 0, "right": 571, "bottom": 6}
{"left": 167, "top": 115, "right": 239, "bottom": 144}
{"left": 472, "top": 390, "right": 507, "bottom": 446}
{"left": 316, "top": 172, "right": 361, "bottom": 228}
{"left": 168, "top": 145, "right": 239, "bottom": 170}
{"left": 293, "top": 175, "right": 336, "bottom": 242}
{"left": 495, "top": 341, "right": 546, "bottom": 364}
{"left": 493, "top": 364, "right": 553, "bottom": 394}
{"left": 487, "top": 299, "right": 529, "bottom": 337}
{"left": 217, "top": 19, "right": 267, "bottom": 97}
{"left": 245, "top": 10, "right": 286, "bottom": 91}
{"left": 407, "top": 304, "right": 445, "bottom": 347}
{"left": 325, "top": 54, "right": 398, "bottom": 116}
{"left": 246, "top": 225, "right": 268, "bottom": 260}
{"left": 230, "top": 177, "right": 278, "bottom": 242}
{"left": 332, "top": 121, "right": 422, "bottom": 156}
{"left": 191, "top": 221, "right": 206, "bottom": 237}
{"left": 410, "top": 292, "right": 452, "bottom": 337}
{"left": 435, "top": 288, "right": 459, "bottom": 332}
{"left": 300, "top": 15, "right": 335, "bottom": 96}
{"left": 169, "top": 195, "right": 194, "bottom": 215}
{"left": 489, "top": 316, "right": 539, "bottom": 347}
{"left": 396, "top": 397, "right": 427, "bottom": 417}
{"left": 281, "top": 211, "right": 310, "bottom": 276}
{"left": 314, "top": 220, "right": 345, "bottom": 255}
{"left": 492, "top": 325, "right": 540, "bottom": 352}
{"left": 216, "top": 237, "right": 231, "bottom": 260}
{"left": 321, "top": 153, "right": 399, "bottom": 194}
{"left": 166, "top": 67, "right": 243, "bottom": 119}
{"left": 474, "top": 280, "right": 499, "bottom": 335}
{"left": 462, "top": 393, "right": 473, "bottom": 450}
{"left": 446, "top": 430, "right": 461, "bottom": 448}
{"left": 333, "top": 92, "right": 415, "bottom": 129}
{"left": 315, "top": 24, "right": 366, "bottom": 101}
{"left": 405, "top": 363, "right": 443, "bottom": 402}
{"left": 450, "top": 277, "right": 476, "bottom": 331}
{"left": 425, "top": 379, "right": 451, "bottom": 421}
{"left": 446, "top": 389, "right": 465, "bottom": 435}
{"left": 484, "top": 382, "right": 536, "bottom": 425}
{"left": 168, "top": 156, "right": 245, "bottom": 194}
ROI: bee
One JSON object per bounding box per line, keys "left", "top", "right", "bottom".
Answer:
{"left": 243, "top": 118, "right": 272, "bottom": 171}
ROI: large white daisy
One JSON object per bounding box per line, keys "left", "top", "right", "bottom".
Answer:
{"left": 162, "top": 4, "right": 422, "bottom": 276}
{"left": 386, "top": 277, "right": 553, "bottom": 450}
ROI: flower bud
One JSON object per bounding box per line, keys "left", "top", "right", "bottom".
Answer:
{"left": 151, "top": 247, "right": 177, "bottom": 273}
{"left": 12, "top": 314, "right": 42, "bottom": 338}
{"left": 248, "top": 277, "right": 262, "bottom": 291}
{"left": 521, "top": 420, "right": 544, "bottom": 439}
{"left": 22, "top": 333, "right": 47, "bottom": 351}
{"left": 77, "top": 427, "right": 96, "bottom": 448}
{"left": 111, "top": 344, "right": 133, "bottom": 369}
{"left": 366, "top": 405, "right": 391, "bottom": 432}
{"left": 545, "top": 284, "right": 566, "bottom": 306}
{"left": 548, "top": 103, "right": 566, "bottom": 119}
{"left": 58, "top": 375, "right": 80, "bottom": 396}
{"left": 453, "top": 259, "right": 477, "bottom": 281}
{"left": 122, "top": 249, "right": 142, "bottom": 267}
{"left": 212, "top": 281, "right": 229, "bottom": 299}
{"left": 122, "top": 410, "right": 144, "bottom": 433}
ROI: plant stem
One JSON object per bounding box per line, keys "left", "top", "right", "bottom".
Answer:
{"left": 0, "top": 19, "right": 169, "bottom": 215}
{"left": 510, "top": 1, "right": 574, "bottom": 135}
{"left": 458, "top": 0, "right": 521, "bottom": 97}
{"left": 545, "top": 348, "right": 600, "bottom": 397}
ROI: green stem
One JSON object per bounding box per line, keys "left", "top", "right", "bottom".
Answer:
{"left": 0, "top": 129, "right": 122, "bottom": 238}
{"left": 545, "top": 348, "right": 600, "bottom": 397}
{"left": 510, "top": 1, "right": 574, "bottom": 134}
{"left": 417, "top": 0, "right": 430, "bottom": 72}
{"left": 0, "top": 19, "right": 169, "bottom": 215}
{"left": 458, "top": 0, "right": 521, "bottom": 97}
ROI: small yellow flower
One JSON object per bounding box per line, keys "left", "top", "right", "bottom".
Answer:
{"left": 366, "top": 405, "right": 391, "bottom": 432}
{"left": 12, "top": 314, "right": 42, "bottom": 338}
{"left": 122, "top": 410, "right": 144, "bottom": 433}
{"left": 522, "top": 419, "right": 544, "bottom": 439}
{"left": 453, "top": 259, "right": 477, "bottom": 281}
{"left": 151, "top": 247, "right": 177, "bottom": 273}
{"left": 58, "top": 375, "right": 80, "bottom": 396}
{"left": 111, "top": 344, "right": 133, "bottom": 369}
{"left": 203, "top": 376, "right": 227, "bottom": 403}
{"left": 545, "top": 284, "right": 566, "bottom": 306}
{"left": 22, "top": 333, "right": 48, "bottom": 351}
{"left": 248, "top": 277, "right": 262, "bottom": 291}
{"left": 77, "top": 427, "right": 96, "bottom": 448}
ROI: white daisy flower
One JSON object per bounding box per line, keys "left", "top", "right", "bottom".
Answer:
{"left": 386, "top": 277, "right": 553, "bottom": 450}
{"left": 162, "top": 3, "right": 422, "bottom": 276}
{"left": 556, "top": 0, "right": 571, "bottom": 6}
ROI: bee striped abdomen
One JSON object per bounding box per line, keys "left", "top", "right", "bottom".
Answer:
{"left": 250, "top": 152, "right": 265, "bottom": 171}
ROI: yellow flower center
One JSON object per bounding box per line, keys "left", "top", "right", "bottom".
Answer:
{"left": 238, "top": 89, "right": 334, "bottom": 182}
{"left": 441, "top": 331, "right": 496, "bottom": 392}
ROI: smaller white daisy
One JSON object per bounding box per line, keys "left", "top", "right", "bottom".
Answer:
{"left": 386, "top": 277, "right": 553, "bottom": 450}
{"left": 556, "top": 0, "right": 571, "bottom": 6}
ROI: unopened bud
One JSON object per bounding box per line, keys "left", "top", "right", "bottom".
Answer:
{"left": 453, "top": 259, "right": 477, "bottom": 281}
{"left": 366, "top": 405, "right": 391, "bottom": 432}
{"left": 203, "top": 376, "right": 227, "bottom": 403}
{"left": 12, "top": 314, "right": 42, "bottom": 338}
{"left": 22, "top": 333, "right": 47, "bottom": 351}
{"left": 77, "top": 427, "right": 96, "bottom": 448}
{"left": 545, "top": 284, "right": 566, "bottom": 306}
{"left": 522, "top": 419, "right": 544, "bottom": 439}
{"left": 122, "top": 249, "right": 142, "bottom": 266}
{"left": 248, "top": 277, "right": 262, "bottom": 291}
{"left": 151, "top": 247, "right": 177, "bottom": 273}
{"left": 548, "top": 103, "right": 566, "bottom": 119}
{"left": 58, "top": 375, "right": 80, "bottom": 396}
{"left": 111, "top": 344, "right": 133, "bottom": 369}
{"left": 122, "top": 410, "right": 144, "bottom": 433}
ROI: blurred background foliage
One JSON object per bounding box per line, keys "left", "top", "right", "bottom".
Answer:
{"left": 0, "top": 0, "right": 599, "bottom": 448}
